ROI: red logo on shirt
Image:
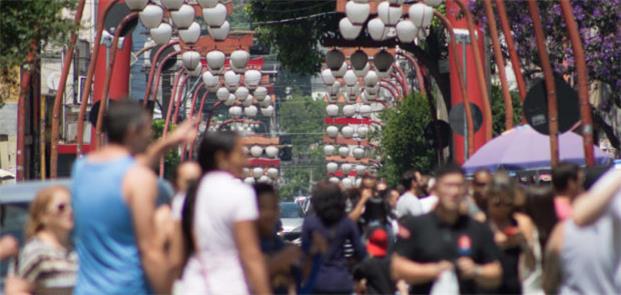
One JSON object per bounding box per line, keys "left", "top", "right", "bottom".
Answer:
{"left": 397, "top": 224, "right": 410, "bottom": 239}
{"left": 458, "top": 235, "right": 471, "bottom": 251}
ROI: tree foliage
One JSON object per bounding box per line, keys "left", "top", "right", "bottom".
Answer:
{"left": 277, "top": 94, "right": 325, "bottom": 198}
{"left": 377, "top": 93, "right": 436, "bottom": 185}
{"left": 490, "top": 85, "right": 522, "bottom": 136}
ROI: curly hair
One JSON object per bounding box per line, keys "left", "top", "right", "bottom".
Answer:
{"left": 311, "top": 181, "right": 346, "bottom": 227}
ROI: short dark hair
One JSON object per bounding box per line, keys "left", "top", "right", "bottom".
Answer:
{"left": 196, "top": 131, "right": 239, "bottom": 173}
{"left": 103, "top": 99, "right": 149, "bottom": 144}
{"left": 254, "top": 183, "right": 277, "bottom": 203}
{"left": 474, "top": 169, "right": 491, "bottom": 180}
{"left": 434, "top": 164, "right": 465, "bottom": 181}
{"left": 311, "top": 181, "right": 346, "bottom": 226}
{"left": 551, "top": 162, "right": 580, "bottom": 191}
{"left": 400, "top": 170, "right": 418, "bottom": 190}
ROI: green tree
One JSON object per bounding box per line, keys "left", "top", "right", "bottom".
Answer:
{"left": 152, "top": 119, "right": 180, "bottom": 180}
{"left": 0, "top": 0, "right": 77, "bottom": 107}
{"left": 377, "top": 93, "right": 436, "bottom": 185}
{"left": 490, "top": 84, "right": 523, "bottom": 136}
{"left": 277, "top": 94, "right": 325, "bottom": 198}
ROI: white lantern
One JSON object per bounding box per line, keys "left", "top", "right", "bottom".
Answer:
{"left": 224, "top": 70, "right": 240, "bottom": 90}
{"left": 364, "top": 70, "right": 379, "bottom": 88}
{"left": 171, "top": 4, "right": 195, "bottom": 29}
{"left": 139, "top": 5, "right": 163, "bottom": 29}
{"left": 377, "top": 1, "right": 402, "bottom": 27}
{"left": 341, "top": 163, "right": 353, "bottom": 174}
{"left": 208, "top": 21, "right": 230, "bottom": 41}
{"left": 326, "top": 126, "right": 339, "bottom": 138}
{"left": 202, "top": 71, "right": 219, "bottom": 88}
{"left": 179, "top": 22, "right": 201, "bottom": 44}
{"left": 188, "top": 64, "right": 202, "bottom": 77}
{"left": 260, "top": 105, "right": 274, "bottom": 116}
{"left": 396, "top": 19, "right": 417, "bottom": 43}
{"left": 343, "top": 70, "right": 358, "bottom": 87}
{"left": 224, "top": 94, "right": 236, "bottom": 106}
{"left": 207, "top": 50, "right": 226, "bottom": 73}
{"left": 253, "top": 86, "right": 268, "bottom": 101}
{"left": 267, "top": 168, "right": 279, "bottom": 178}
{"left": 265, "top": 146, "right": 279, "bottom": 158}
{"left": 202, "top": 3, "right": 227, "bottom": 27}
{"left": 161, "top": 0, "right": 184, "bottom": 10}
{"left": 327, "top": 162, "right": 339, "bottom": 173}
{"left": 244, "top": 177, "right": 255, "bottom": 184}
{"left": 244, "top": 70, "right": 262, "bottom": 89}
{"left": 356, "top": 164, "right": 367, "bottom": 175}
{"left": 252, "top": 167, "right": 264, "bottom": 178}
{"left": 198, "top": 0, "right": 220, "bottom": 8}
{"left": 389, "top": 0, "right": 405, "bottom": 4}
{"left": 250, "top": 146, "right": 263, "bottom": 158}
{"left": 366, "top": 85, "right": 380, "bottom": 96}
{"left": 344, "top": 85, "right": 360, "bottom": 99}
{"left": 338, "top": 146, "right": 350, "bottom": 158}
{"left": 358, "top": 126, "right": 369, "bottom": 137}
{"left": 345, "top": 1, "right": 370, "bottom": 25}
{"left": 339, "top": 18, "right": 362, "bottom": 41}
{"left": 242, "top": 95, "right": 254, "bottom": 107}
{"left": 342, "top": 178, "right": 353, "bottom": 188}
{"left": 328, "top": 81, "right": 341, "bottom": 96}
{"left": 150, "top": 23, "right": 172, "bottom": 45}
{"left": 329, "top": 177, "right": 340, "bottom": 184}
{"left": 234, "top": 87, "right": 250, "bottom": 101}
{"left": 332, "top": 62, "right": 348, "bottom": 78}
{"left": 182, "top": 51, "right": 201, "bottom": 71}
{"left": 359, "top": 104, "right": 372, "bottom": 116}
{"left": 229, "top": 106, "right": 243, "bottom": 118}
{"left": 341, "top": 126, "right": 354, "bottom": 138}
{"left": 424, "top": 0, "right": 444, "bottom": 7}
{"left": 353, "top": 147, "right": 365, "bottom": 159}
{"left": 260, "top": 96, "right": 272, "bottom": 107}
{"left": 343, "top": 105, "right": 356, "bottom": 117}
{"left": 355, "top": 178, "right": 362, "bottom": 188}
{"left": 126, "top": 0, "right": 148, "bottom": 11}
{"left": 242, "top": 166, "right": 250, "bottom": 175}
{"left": 244, "top": 105, "right": 258, "bottom": 117}
{"left": 409, "top": 3, "right": 433, "bottom": 29}
{"left": 321, "top": 69, "right": 336, "bottom": 86}
{"left": 368, "top": 17, "right": 388, "bottom": 41}
{"left": 326, "top": 104, "right": 339, "bottom": 117}
{"left": 324, "top": 145, "right": 336, "bottom": 156}
{"left": 352, "top": 0, "right": 370, "bottom": 3}
{"left": 216, "top": 87, "right": 229, "bottom": 101}
{"left": 258, "top": 175, "right": 271, "bottom": 184}
{"left": 230, "top": 49, "right": 250, "bottom": 71}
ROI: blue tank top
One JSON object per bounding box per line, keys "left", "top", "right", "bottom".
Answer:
{"left": 71, "top": 156, "right": 151, "bottom": 294}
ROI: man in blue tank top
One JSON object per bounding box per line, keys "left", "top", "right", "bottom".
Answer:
{"left": 71, "top": 100, "right": 197, "bottom": 294}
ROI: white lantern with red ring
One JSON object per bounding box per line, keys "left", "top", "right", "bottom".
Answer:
{"left": 377, "top": 1, "right": 403, "bottom": 27}
{"left": 198, "top": 0, "right": 220, "bottom": 9}
{"left": 202, "top": 3, "right": 227, "bottom": 28}
{"left": 326, "top": 126, "right": 339, "bottom": 138}
{"left": 345, "top": 1, "right": 370, "bottom": 25}
{"left": 150, "top": 23, "right": 172, "bottom": 45}
{"left": 161, "top": 0, "right": 184, "bottom": 10}
{"left": 139, "top": 5, "right": 163, "bottom": 29}
{"left": 216, "top": 87, "right": 229, "bottom": 101}
{"left": 224, "top": 70, "right": 240, "bottom": 91}
{"left": 171, "top": 4, "right": 194, "bottom": 29}
{"left": 250, "top": 146, "right": 263, "bottom": 158}
{"left": 321, "top": 69, "right": 336, "bottom": 86}
{"left": 253, "top": 86, "right": 268, "bottom": 101}
{"left": 353, "top": 147, "right": 365, "bottom": 159}
{"left": 126, "top": 0, "right": 149, "bottom": 11}
{"left": 228, "top": 106, "right": 242, "bottom": 118}
{"left": 343, "top": 105, "right": 356, "bottom": 117}
{"left": 252, "top": 167, "right": 264, "bottom": 178}
{"left": 207, "top": 50, "right": 226, "bottom": 74}
{"left": 339, "top": 17, "right": 362, "bottom": 41}
{"left": 327, "top": 162, "right": 339, "bottom": 173}
{"left": 341, "top": 163, "right": 353, "bottom": 174}
{"left": 265, "top": 146, "right": 279, "bottom": 158}
{"left": 396, "top": 19, "right": 417, "bottom": 43}
{"left": 260, "top": 105, "right": 274, "bottom": 116}
{"left": 182, "top": 51, "right": 201, "bottom": 71}
{"left": 244, "top": 70, "right": 262, "bottom": 90}
{"left": 324, "top": 145, "right": 336, "bottom": 156}
{"left": 267, "top": 168, "right": 279, "bottom": 179}
{"left": 207, "top": 21, "right": 230, "bottom": 41}
{"left": 179, "top": 22, "right": 201, "bottom": 44}
{"left": 244, "top": 105, "right": 258, "bottom": 117}
{"left": 338, "top": 146, "right": 350, "bottom": 158}
{"left": 326, "top": 104, "right": 339, "bottom": 117}
{"left": 230, "top": 49, "right": 250, "bottom": 73}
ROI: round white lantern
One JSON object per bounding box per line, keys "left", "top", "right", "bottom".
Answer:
{"left": 343, "top": 70, "right": 358, "bottom": 87}
{"left": 216, "top": 87, "right": 229, "bottom": 101}
{"left": 341, "top": 126, "right": 354, "bottom": 138}
{"left": 396, "top": 19, "right": 417, "bottom": 43}
{"left": 339, "top": 18, "right": 362, "bottom": 40}
{"left": 265, "top": 146, "right": 279, "bottom": 158}
{"left": 329, "top": 177, "right": 340, "bottom": 184}
{"left": 161, "top": 0, "right": 184, "bottom": 10}
{"left": 202, "top": 3, "right": 227, "bottom": 27}
{"left": 207, "top": 50, "right": 226, "bottom": 73}
{"left": 258, "top": 175, "right": 271, "bottom": 184}
{"left": 244, "top": 105, "right": 258, "bottom": 117}
{"left": 242, "top": 95, "right": 254, "bottom": 107}
{"left": 179, "top": 22, "right": 201, "bottom": 44}
{"left": 188, "top": 64, "right": 202, "bottom": 77}
{"left": 366, "top": 85, "right": 380, "bottom": 96}
{"left": 242, "top": 166, "right": 250, "bottom": 175}
{"left": 327, "top": 162, "right": 339, "bottom": 173}
{"left": 224, "top": 70, "right": 240, "bottom": 90}
{"left": 150, "top": 23, "right": 172, "bottom": 45}
{"left": 170, "top": 4, "right": 194, "bottom": 29}
{"left": 409, "top": 3, "right": 433, "bottom": 29}
{"left": 182, "top": 51, "right": 201, "bottom": 71}
{"left": 139, "top": 5, "right": 163, "bottom": 29}
{"left": 229, "top": 106, "right": 242, "bottom": 118}
{"left": 250, "top": 146, "right": 263, "bottom": 158}
{"left": 202, "top": 71, "right": 219, "bottom": 88}
{"left": 338, "top": 146, "right": 350, "bottom": 158}
{"left": 342, "top": 178, "right": 353, "bottom": 188}
{"left": 244, "top": 70, "right": 262, "bottom": 89}
{"left": 324, "top": 145, "right": 336, "bottom": 156}
{"left": 198, "top": 0, "right": 220, "bottom": 8}
{"left": 358, "top": 126, "right": 369, "bottom": 137}
{"left": 346, "top": 1, "right": 370, "bottom": 25}
{"left": 341, "top": 163, "right": 353, "bottom": 174}
{"left": 126, "top": 0, "right": 149, "bottom": 11}
{"left": 267, "top": 168, "right": 279, "bottom": 179}
{"left": 253, "top": 86, "right": 268, "bottom": 101}
{"left": 260, "top": 96, "right": 272, "bottom": 107}
{"left": 359, "top": 104, "right": 372, "bottom": 116}
{"left": 377, "top": 1, "right": 403, "bottom": 27}
{"left": 368, "top": 17, "right": 388, "bottom": 41}
{"left": 252, "top": 167, "right": 264, "bottom": 178}
{"left": 326, "top": 126, "right": 339, "bottom": 138}
{"left": 328, "top": 81, "right": 342, "bottom": 96}
{"left": 326, "top": 104, "right": 339, "bottom": 117}
{"left": 230, "top": 49, "right": 250, "bottom": 71}
{"left": 244, "top": 177, "right": 255, "bottom": 184}
{"left": 343, "top": 105, "right": 356, "bottom": 117}
{"left": 353, "top": 147, "right": 365, "bottom": 159}
{"left": 332, "top": 62, "right": 348, "bottom": 78}
{"left": 321, "top": 69, "right": 336, "bottom": 86}
{"left": 364, "top": 70, "right": 379, "bottom": 88}
{"left": 260, "top": 105, "right": 274, "bottom": 116}
{"left": 356, "top": 164, "right": 367, "bottom": 175}
{"left": 224, "top": 94, "right": 236, "bottom": 106}
{"left": 207, "top": 21, "right": 230, "bottom": 41}
{"left": 234, "top": 86, "right": 250, "bottom": 101}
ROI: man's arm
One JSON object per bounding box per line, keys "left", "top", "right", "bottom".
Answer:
{"left": 572, "top": 169, "right": 621, "bottom": 226}
{"left": 456, "top": 257, "right": 502, "bottom": 289}
{"left": 125, "top": 166, "right": 173, "bottom": 293}
{"left": 348, "top": 189, "right": 372, "bottom": 221}
{"left": 136, "top": 117, "right": 198, "bottom": 169}
{"left": 542, "top": 223, "right": 564, "bottom": 294}
{"left": 233, "top": 220, "right": 272, "bottom": 294}
{"left": 391, "top": 254, "right": 452, "bottom": 284}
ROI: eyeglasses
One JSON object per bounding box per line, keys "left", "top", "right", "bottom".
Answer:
{"left": 53, "top": 202, "right": 70, "bottom": 214}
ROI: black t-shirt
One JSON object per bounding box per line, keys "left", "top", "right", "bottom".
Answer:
{"left": 353, "top": 257, "right": 396, "bottom": 295}
{"left": 394, "top": 212, "right": 501, "bottom": 294}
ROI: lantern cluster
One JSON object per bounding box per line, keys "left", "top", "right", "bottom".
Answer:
{"left": 339, "top": 0, "right": 442, "bottom": 43}
{"left": 241, "top": 144, "right": 280, "bottom": 184}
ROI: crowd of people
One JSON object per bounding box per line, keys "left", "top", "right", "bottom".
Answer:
{"left": 0, "top": 99, "right": 620, "bottom": 294}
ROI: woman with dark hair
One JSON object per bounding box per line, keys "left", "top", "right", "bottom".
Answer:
{"left": 301, "top": 181, "right": 366, "bottom": 294}
{"left": 179, "top": 132, "right": 270, "bottom": 294}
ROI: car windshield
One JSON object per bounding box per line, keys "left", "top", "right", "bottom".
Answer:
{"left": 279, "top": 203, "right": 304, "bottom": 218}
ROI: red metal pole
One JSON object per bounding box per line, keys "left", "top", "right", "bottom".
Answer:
{"left": 380, "top": 82, "right": 400, "bottom": 100}
{"left": 150, "top": 50, "right": 182, "bottom": 106}
{"left": 398, "top": 52, "right": 426, "bottom": 97}
{"left": 495, "top": 0, "right": 528, "bottom": 104}
{"left": 559, "top": 0, "right": 594, "bottom": 166}
{"left": 94, "top": 12, "right": 139, "bottom": 149}
{"left": 75, "top": 0, "right": 121, "bottom": 155}
{"left": 172, "top": 76, "right": 194, "bottom": 126}
{"left": 142, "top": 40, "right": 180, "bottom": 107}
{"left": 188, "top": 95, "right": 217, "bottom": 157}
{"left": 392, "top": 66, "right": 410, "bottom": 97}
{"left": 16, "top": 47, "right": 37, "bottom": 181}
{"left": 527, "top": 0, "right": 559, "bottom": 167}
{"left": 453, "top": 0, "right": 493, "bottom": 141}
{"left": 483, "top": 0, "right": 513, "bottom": 131}
{"left": 180, "top": 83, "right": 205, "bottom": 161}
{"left": 49, "top": 0, "right": 86, "bottom": 178}
{"left": 159, "top": 72, "right": 185, "bottom": 176}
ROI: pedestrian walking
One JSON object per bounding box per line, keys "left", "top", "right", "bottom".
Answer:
{"left": 5, "top": 186, "right": 76, "bottom": 295}
{"left": 180, "top": 131, "right": 270, "bottom": 295}
{"left": 551, "top": 162, "right": 584, "bottom": 220}
{"left": 392, "top": 164, "right": 502, "bottom": 294}
{"left": 70, "top": 100, "right": 196, "bottom": 294}
{"left": 395, "top": 170, "right": 424, "bottom": 218}
{"left": 171, "top": 161, "right": 201, "bottom": 220}
{"left": 353, "top": 227, "right": 396, "bottom": 295}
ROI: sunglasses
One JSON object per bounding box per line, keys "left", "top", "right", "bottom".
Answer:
{"left": 53, "top": 202, "right": 70, "bottom": 214}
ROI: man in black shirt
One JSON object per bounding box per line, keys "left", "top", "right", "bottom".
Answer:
{"left": 392, "top": 164, "right": 502, "bottom": 294}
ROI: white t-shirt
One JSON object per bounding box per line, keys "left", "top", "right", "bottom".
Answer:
{"left": 420, "top": 195, "right": 438, "bottom": 214}
{"left": 171, "top": 192, "right": 185, "bottom": 221}
{"left": 395, "top": 192, "right": 423, "bottom": 218}
{"left": 180, "top": 171, "right": 258, "bottom": 295}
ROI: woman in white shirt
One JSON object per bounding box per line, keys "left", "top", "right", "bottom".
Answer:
{"left": 179, "top": 132, "right": 270, "bottom": 294}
